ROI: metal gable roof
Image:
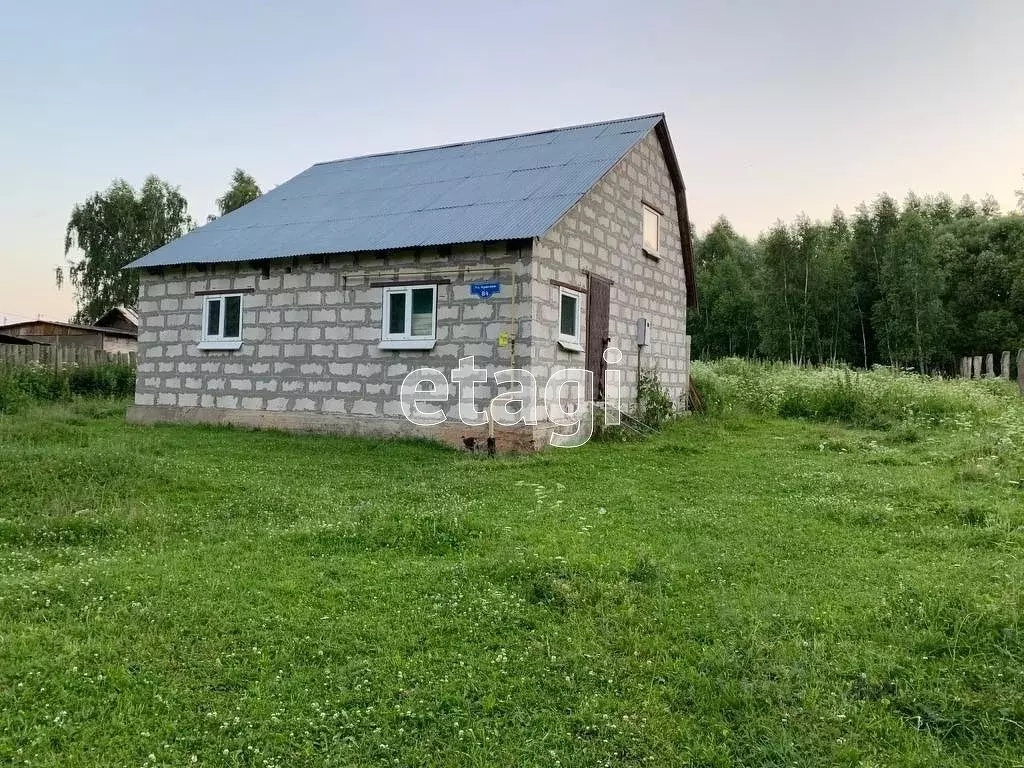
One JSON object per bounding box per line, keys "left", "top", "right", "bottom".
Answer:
{"left": 126, "top": 114, "right": 664, "bottom": 269}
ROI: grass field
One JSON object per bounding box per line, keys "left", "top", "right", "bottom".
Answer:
{"left": 1, "top": 368, "right": 1023, "bottom": 766}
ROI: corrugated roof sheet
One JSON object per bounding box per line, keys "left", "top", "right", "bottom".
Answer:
{"left": 0, "top": 319, "right": 138, "bottom": 338}
{"left": 126, "top": 114, "right": 664, "bottom": 269}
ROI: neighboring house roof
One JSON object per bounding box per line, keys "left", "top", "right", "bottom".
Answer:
{"left": 94, "top": 306, "right": 139, "bottom": 330}
{"left": 0, "top": 332, "right": 46, "bottom": 346}
{"left": 0, "top": 319, "right": 138, "bottom": 339}
{"left": 124, "top": 113, "right": 696, "bottom": 304}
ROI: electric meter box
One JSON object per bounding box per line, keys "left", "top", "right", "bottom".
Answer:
{"left": 636, "top": 318, "right": 651, "bottom": 347}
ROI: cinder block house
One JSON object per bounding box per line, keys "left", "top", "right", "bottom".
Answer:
{"left": 127, "top": 113, "right": 696, "bottom": 450}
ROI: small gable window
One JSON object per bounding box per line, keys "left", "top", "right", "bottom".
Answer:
{"left": 199, "top": 294, "right": 243, "bottom": 350}
{"left": 558, "top": 287, "right": 583, "bottom": 352}
{"left": 642, "top": 203, "right": 661, "bottom": 256}
{"left": 379, "top": 285, "right": 437, "bottom": 350}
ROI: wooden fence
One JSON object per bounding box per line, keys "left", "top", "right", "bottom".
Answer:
{"left": 0, "top": 344, "right": 136, "bottom": 370}
{"left": 959, "top": 349, "right": 1024, "bottom": 395}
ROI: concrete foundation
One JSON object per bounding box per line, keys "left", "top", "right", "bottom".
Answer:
{"left": 127, "top": 404, "right": 557, "bottom": 453}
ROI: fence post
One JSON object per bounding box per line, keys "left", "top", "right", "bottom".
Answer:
{"left": 0, "top": 343, "right": 132, "bottom": 371}
{"left": 1001, "top": 351, "right": 1011, "bottom": 381}
{"left": 972, "top": 355, "right": 982, "bottom": 379}
{"left": 1018, "top": 349, "right": 1024, "bottom": 395}
{"left": 960, "top": 356, "right": 970, "bottom": 378}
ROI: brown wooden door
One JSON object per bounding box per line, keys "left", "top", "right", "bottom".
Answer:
{"left": 585, "top": 274, "right": 612, "bottom": 400}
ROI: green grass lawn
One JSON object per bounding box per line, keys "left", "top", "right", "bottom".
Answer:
{"left": 1, "top": 394, "right": 1022, "bottom": 766}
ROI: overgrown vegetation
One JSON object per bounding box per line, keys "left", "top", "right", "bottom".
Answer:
{"left": 0, "top": 362, "right": 135, "bottom": 414}
{"left": 692, "top": 357, "right": 1020, "bottom": 426}
{"left": 633, "top": 367, "right": 676, "bottom": 428}
{"left": 594, "top": 366, "right": 677, "bottom": 441}
{"left": 693, "top": 194, "right": 1024, "bottom": 371}
{"left": 2, "top": 368, "right": 1022, "bottom": 765}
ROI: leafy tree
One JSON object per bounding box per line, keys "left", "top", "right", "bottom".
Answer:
{"left": 980, "top": 194, "right": 1001, "bottom": 217}
{"left": 60, "top": 177, "right": 192, "bottom": 324}
{"left": 849, "top": 206, "right": 877, "bottom": 367}
{"left": 754, "top": 213, "right": 855, "bottom": 365}
{"left": 941, "top": 214, "right": 1024, "bottom": 357}
{"left": 216, "top": 169, "right": 262, "bottom": 215}
{"left": 923, "top": 193, "right": 955, "bottom": 225}
{"left": 813, "top": 210, "right": 855, "bottom": 363}
{"left": 873, "top": 207, "right": 947, "bottom": 371}
{"left": 956, "top": 195, "right": 979, "bottom": 219}
{"left": 694, "top": 187, "right": 1023, "bottom": 372}
{"left": 756, "top": 223, "right": 796, "bottom": 362}
{"left": 847, "top": 196, "right": 899, "bottom": 367}
{"left": 692, "top": 218, "right": 760, "bottom": 358}
{"left": 904, "top": 191, "right": 924, "bottom": 213}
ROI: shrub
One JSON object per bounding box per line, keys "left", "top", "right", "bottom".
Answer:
{"left": 68, "top": 363, "right": 135, "bottom": 398}
{"left": 9, "top": 364, "right": 71, "bottom": 402}
{"left": 634, "top": 367, "right": 675, "bottom": 428}
{"left": 0, "top": 375, "right": 29, "bottom": 415}
{"left": 591, "top": 368, "right": 677, "bottom": 441}
{"left": 688, "top": 363, "right": 729, "bottom": 415}
{"left": 0, "top": 362, "right": 135, "bottom": 412}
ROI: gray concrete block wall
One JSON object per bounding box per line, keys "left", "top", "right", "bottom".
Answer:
{"left": 529, "top": 129, "right": 690, "bottom": 405}
{"left": 134, "top": 244, "right": 532, "bottom": 420}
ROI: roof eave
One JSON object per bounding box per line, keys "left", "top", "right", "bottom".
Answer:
{"left": 653, "top": 118, "right": 698, "bottom": 310}
{"left": 126, "top": 236, "right": 537, "bottom": 271}
{"left": 0, "top": 319, "right": 137, "bottom": 338}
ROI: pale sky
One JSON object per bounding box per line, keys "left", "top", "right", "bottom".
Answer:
{"left": 1, "top": 0, "right": 1021, "bottom": 322}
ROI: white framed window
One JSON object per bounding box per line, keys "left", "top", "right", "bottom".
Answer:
{"left": 199, "top": 294, "right": 243, "bottom": 350}
{"left": 379, "top": 284, "right": 437, "bottom": 350}
{"left": 558, "top": 287, "right": 583, "bottom": 352}
{"left": 642, "top": 203, "right": 661, "bottom": 256}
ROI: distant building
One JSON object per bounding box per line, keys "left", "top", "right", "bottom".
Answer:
{"left": 94, "top": 306, "right": 139, "bottom": 334}
{"left": 0, "top": 318, "right": 137, "bottom": 354}
{"left": 0, "top": 332, "right": 45, "bottom": 346}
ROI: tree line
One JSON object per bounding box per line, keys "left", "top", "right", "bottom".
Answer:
{"left": 58, "top": 163, "right": 1024, "bottom": 368}
{"left": 693, "top": 187, "right": 1024, "bottom": 372}
{"left": 58, "top": 170, "right": 261, "bottom": 324}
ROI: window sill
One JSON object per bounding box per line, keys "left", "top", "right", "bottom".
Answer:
{"left": 642, "top": 248, "right": 661, "bottom": 261}
{"left": 378, "top": 339, "right": 437, "bottom": 351}
{"left": 198, "top": 340, "right": 243, "bottom": 351}
{"left": 558, "top": 339, "right": 584, "bottom": 353}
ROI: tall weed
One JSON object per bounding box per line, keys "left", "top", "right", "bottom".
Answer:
{"left": 0, "top": 362, "right": 135, "bottom": 414}
{"left": 691, "top": 358, "right": 1019, "bottom": 429}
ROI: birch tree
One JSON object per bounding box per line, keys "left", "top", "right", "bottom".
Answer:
{"left": 59, "top": 177, "right": 192, "bottom": 323}
{"left": 216, "top": 169, "right": 262, "bottom": 215}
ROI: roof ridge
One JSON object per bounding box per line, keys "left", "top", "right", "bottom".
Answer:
{"left": 311, "top": 113, "right": 665, "bottom": 168}
{"left": 124, "top": 113, "right": 669, "bottom": 271}
{"left": 0, "top": 318, "right": 137, "bottom": 336}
